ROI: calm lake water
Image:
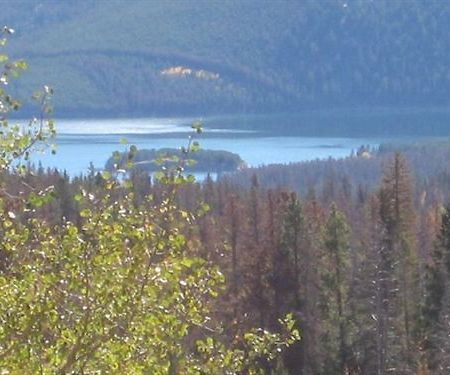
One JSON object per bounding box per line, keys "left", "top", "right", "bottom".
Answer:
{"left": 30, "top": 110, "right": 450, "bottom": 177}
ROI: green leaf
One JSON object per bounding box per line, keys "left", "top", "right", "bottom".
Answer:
{"left": 80, "top": 208, "right": 91, "bottom": 218}
{"left": 74, "top": 193, "right": 83, "bottom": 202}
{"left": 101, "top": 171, "right": 112, "bottom": 180}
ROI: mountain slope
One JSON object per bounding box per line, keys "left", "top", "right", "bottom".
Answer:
{"left": 2, "top": 0, "right": 450, "bottom": 116}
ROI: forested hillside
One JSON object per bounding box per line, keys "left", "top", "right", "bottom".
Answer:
{"left": 7, "top": 137, "right": 450, "bottom": 373}
{"left": 2, "top": 0, "right": 450, "bottom": 116}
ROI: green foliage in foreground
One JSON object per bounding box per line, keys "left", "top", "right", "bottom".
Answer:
{"left": 0, "top": 181, "right": 298, "bottom": 374}
{"left": 0, "top": 30, "right": 299, "bottom": 374}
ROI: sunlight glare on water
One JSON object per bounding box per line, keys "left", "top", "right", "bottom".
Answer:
{"left": 30, "top": 116, "right": 384, "bottom": 177}
{"left": 55, "top": 118, "right": 195, "bottom": 134}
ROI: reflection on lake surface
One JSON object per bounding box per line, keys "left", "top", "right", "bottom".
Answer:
{"left": 29, "top": 110, "right": 450, "bottom": 177}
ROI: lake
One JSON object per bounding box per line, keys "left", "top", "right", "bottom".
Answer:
{"left": 30, "top": 110, "right": 450, "bottom": 177}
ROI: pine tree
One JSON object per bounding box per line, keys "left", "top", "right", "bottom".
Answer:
{"left": 321, "top": 203, "right": 351, "bottom": 373}
{"left": 279, "top": 193, "right": 319, "bottom": 374}
{"left": 343, "top": 195, "right": 380, "bottom": 374}
{"left": 245, "top": 175, "right": 272, "bottom": 328}
{"left": 422, "top": 205, "right": 450, "bottom": 371}
{"left": 436, "top": 284, "right": 450, "bottom": 373}
{"left": 377, "top": 152, "right": 419, "bottom": 373}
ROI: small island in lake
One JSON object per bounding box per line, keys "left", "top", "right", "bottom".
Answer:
{"left": 105, "top": 148, "right": 246, "bottom": 174}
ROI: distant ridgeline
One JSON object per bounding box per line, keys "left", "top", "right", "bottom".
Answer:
{"left": 105, "top": 148, "right": 245, "bottom": 174}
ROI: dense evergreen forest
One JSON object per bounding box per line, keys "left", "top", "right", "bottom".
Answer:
{"left": 2, "top": 0, "right": 450, "bottom": 116}
{"left": 3, "top": 135, "right": 449, "bottom": 373}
